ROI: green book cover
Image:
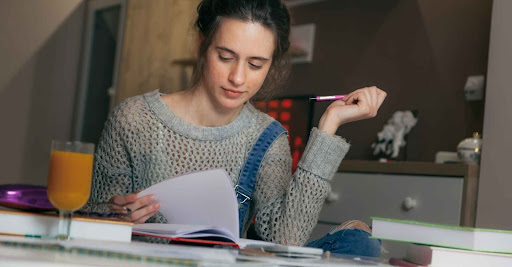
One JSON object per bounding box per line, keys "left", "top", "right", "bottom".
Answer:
{"left": 371, "top": 217, "right": 512, "bottom": 254}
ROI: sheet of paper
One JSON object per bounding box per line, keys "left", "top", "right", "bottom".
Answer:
{"left": 138, "top": 169, "right": 240, "bottom": 241}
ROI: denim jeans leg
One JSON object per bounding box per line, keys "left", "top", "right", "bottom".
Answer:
{"left": 306, "top": 229, "right": 381, "bottom": 257}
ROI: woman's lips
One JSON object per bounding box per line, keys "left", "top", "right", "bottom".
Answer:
{"left": 222, "top": 88, "right": 244, "bottom": 99}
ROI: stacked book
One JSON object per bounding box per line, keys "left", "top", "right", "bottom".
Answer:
{"left": 371, "top": 217, "right": 512, "bottom": 267}
{"left": 0, "top": 209, "right": 133, "bottom": 242}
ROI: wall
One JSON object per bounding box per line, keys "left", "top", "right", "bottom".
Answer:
{"left": 476, "top": 0, "right": 512, "bottom": 230}
{"left": 0, "top": 0, "right": 493, "bottom": 185}
{"left": 115, "top": 0, "right": 201, "bottom": 103}
{"left": 0, "top": 0, "right": 85, "bottom": 185}
{"left": 285, "top": 0, "right": 492, "bottom": 161}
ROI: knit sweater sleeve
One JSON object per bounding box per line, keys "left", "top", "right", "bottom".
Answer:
{"left": 86, "top": 103, "right": 134, "bottom": 211}
{"left": 253, "top": 127, "right": 350, "bottom": 246}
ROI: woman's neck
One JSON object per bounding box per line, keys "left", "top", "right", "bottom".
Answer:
{"left": 163, "top": 88, "right": 244, "bottom": 127}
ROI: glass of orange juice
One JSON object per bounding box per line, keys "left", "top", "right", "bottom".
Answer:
{"left": 46, "top": 140, "right": 95, "bottom": 240}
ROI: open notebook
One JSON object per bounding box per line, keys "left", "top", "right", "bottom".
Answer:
{"left": 134, "top": 169, "right": 274, "bottom": 248}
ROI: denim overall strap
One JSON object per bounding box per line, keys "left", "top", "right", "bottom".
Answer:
{"left": 236, "top": 120, "right": 287, "bottom": 236}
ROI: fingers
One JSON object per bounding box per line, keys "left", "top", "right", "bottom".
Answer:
{"left": 108, "top": 193, "right": 138, "bottom": 214}
{"left": 108, "top": 193, "right": 159, "bottom": 223}
{"left": 128, "top": 202, "right": 161, "bottom": 224}
{"left": 109, "top": 193, "right": 138, "bottom": 206}
{"left": 343, "top": 86, "right": 385, "bottom": 118}
{"left": 370, "top": 87, "right": 379, "bottom": 114}
{"left": 361, "top": 88, "right": 374, "bottom": 117}
{"left": 319, "top": 86, "right": 387, "bottom": 133}
{"left": 109, "top": 204, "right": 130, "bottom": 214}
{"left": 377, "top": 88, "right": 387, "bottom": 108}
{"left": 124, "top": 194, "right": 155, "bottom": 213}
{"left": 342, "top": 89, "right": 360, "bottom": 105}
{"left": 344, "top": 89, "right": 372, "bottom": 117}
{"left": 130, "top": 203, "right": 161, "bottom": 224}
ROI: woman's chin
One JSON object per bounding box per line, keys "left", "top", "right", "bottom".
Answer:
{"left": 218, "top": 97, "right": 246, "bottom": 110}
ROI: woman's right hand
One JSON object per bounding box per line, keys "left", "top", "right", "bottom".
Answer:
{"left": 108, "top": 193, "right": 160, "bottom": 224}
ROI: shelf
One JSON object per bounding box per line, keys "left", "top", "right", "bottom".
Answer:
{"left": 338, "top": 160, "right": 478, "bottom": 177}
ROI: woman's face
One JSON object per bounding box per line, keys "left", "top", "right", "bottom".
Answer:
{"left": 200, "top": 18, "right": 275, "bottom": 111}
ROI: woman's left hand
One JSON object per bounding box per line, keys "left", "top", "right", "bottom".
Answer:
{"left": 318, "top": 86, "right": 387, "bottom": 135}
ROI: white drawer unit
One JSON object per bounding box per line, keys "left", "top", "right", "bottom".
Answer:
{"left": 319, "top": 172, "right": 463, "bottom": 226}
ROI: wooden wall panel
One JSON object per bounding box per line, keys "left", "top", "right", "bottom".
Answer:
{"left": 116, "top": 0, "right": 201, "bottom": 103}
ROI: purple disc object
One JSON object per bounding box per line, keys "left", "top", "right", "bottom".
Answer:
{"left": 0, "top": 184, "right": 55, "bottom": 211}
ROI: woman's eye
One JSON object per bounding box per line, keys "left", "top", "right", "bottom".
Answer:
{"left": 249, "top": 63, "right": 262, "bottom": 69}
{"left": 219, "top": 55, "right": 232, "bottom": 62}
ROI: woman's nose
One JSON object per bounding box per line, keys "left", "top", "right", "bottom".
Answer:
{"left": 228, "top": 63, "right": 246, "bottom": 86}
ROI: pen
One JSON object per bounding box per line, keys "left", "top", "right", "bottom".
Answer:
{"left": 309, "top": 95, "right": 347, "bottom": 101}
{"left": 0, "top": 232, "right": 42, "bottom": 238}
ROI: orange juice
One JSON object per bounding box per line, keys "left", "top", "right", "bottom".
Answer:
{"left": 47, "top": 150, "right": 94, "bottom": 211}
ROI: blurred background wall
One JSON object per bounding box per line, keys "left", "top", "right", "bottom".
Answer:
{"left": 0, "top": 0, "right": 85, "bottom": 185}
{"left": 0, "top": 0, "right": 493, "bottom": 184}
{"left": 285, "top": 0, "right": 491, "bottom": 161}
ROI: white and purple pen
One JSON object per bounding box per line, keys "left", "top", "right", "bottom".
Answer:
{"left": 309, "top": 95, "right": 347, "bottom": 101}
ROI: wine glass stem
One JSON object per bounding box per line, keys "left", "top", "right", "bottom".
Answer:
{"left": 57, "top": 210, "right": 72, "bottom": 240}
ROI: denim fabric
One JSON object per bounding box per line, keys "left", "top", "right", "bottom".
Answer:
{"left": 237, "top": 121, "right": 287, "bottom": 236}
{"left": 306, "top": 228, "right": 381, "bottom": 257}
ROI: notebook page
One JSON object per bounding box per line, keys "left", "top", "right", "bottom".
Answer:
{"left": 138, "top": 169, "right": 239, "bottom": 241}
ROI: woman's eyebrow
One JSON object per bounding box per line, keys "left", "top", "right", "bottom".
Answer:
{"left": 215, "top": 46, "right": 269, "bottom": 61}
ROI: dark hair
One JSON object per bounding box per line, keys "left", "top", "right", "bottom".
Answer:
{"left": 191, "top": 0, "right": 291, "bottom": 100}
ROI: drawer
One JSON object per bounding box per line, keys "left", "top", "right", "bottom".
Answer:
{"left": 318, "top": 172, "right": 464, "bottom": 227}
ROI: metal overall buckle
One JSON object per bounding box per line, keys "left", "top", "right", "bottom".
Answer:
{"left": 234, "top": 184, "right": 251, "bottom": 206}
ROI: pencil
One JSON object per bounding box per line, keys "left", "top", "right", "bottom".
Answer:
{"left": 0, "top": 232, "right": 42, "bottom": 238}
{"left": 309, "top": 95, "right": 347, "bottom": 101}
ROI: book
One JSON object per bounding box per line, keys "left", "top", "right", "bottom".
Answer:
{"left": 388, "top": 257, "right": 427, "bottom": 267}
{"left": 0, "top": 209, "right": 133, "bottom": 242}
{"left": 132, "top": 223, "right": 241, "bottom": 247}
{"left": 134, "top": 169, "right": 273, "bottom": 248}
{"left": 371, "top": 217, "right": 512, "bottom": 254}
{"left": 405, "top": 243, "right": 512, "bottom": 267}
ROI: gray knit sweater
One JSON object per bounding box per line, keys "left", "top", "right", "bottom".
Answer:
{"left": 88, "top": 90, "right": 350, "bottom": 245}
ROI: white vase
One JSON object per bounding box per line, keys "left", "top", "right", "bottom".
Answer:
{"left": 457, "top": 132, "right": 482, "bottom": 164}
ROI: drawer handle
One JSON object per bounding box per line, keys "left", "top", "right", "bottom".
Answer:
{"left": 402, "top": 197, "right": 417, "bottom": 211}
{"left": 326, "top": 192, "right": 340, "bottom": 203}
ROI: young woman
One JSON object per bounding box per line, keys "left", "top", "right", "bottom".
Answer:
{"left": 88, "top": 0, "right": 386, "bottom": 257}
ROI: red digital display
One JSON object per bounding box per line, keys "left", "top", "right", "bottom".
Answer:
{"left": 253, "top": 97, "right": 313, "bottom": 173}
